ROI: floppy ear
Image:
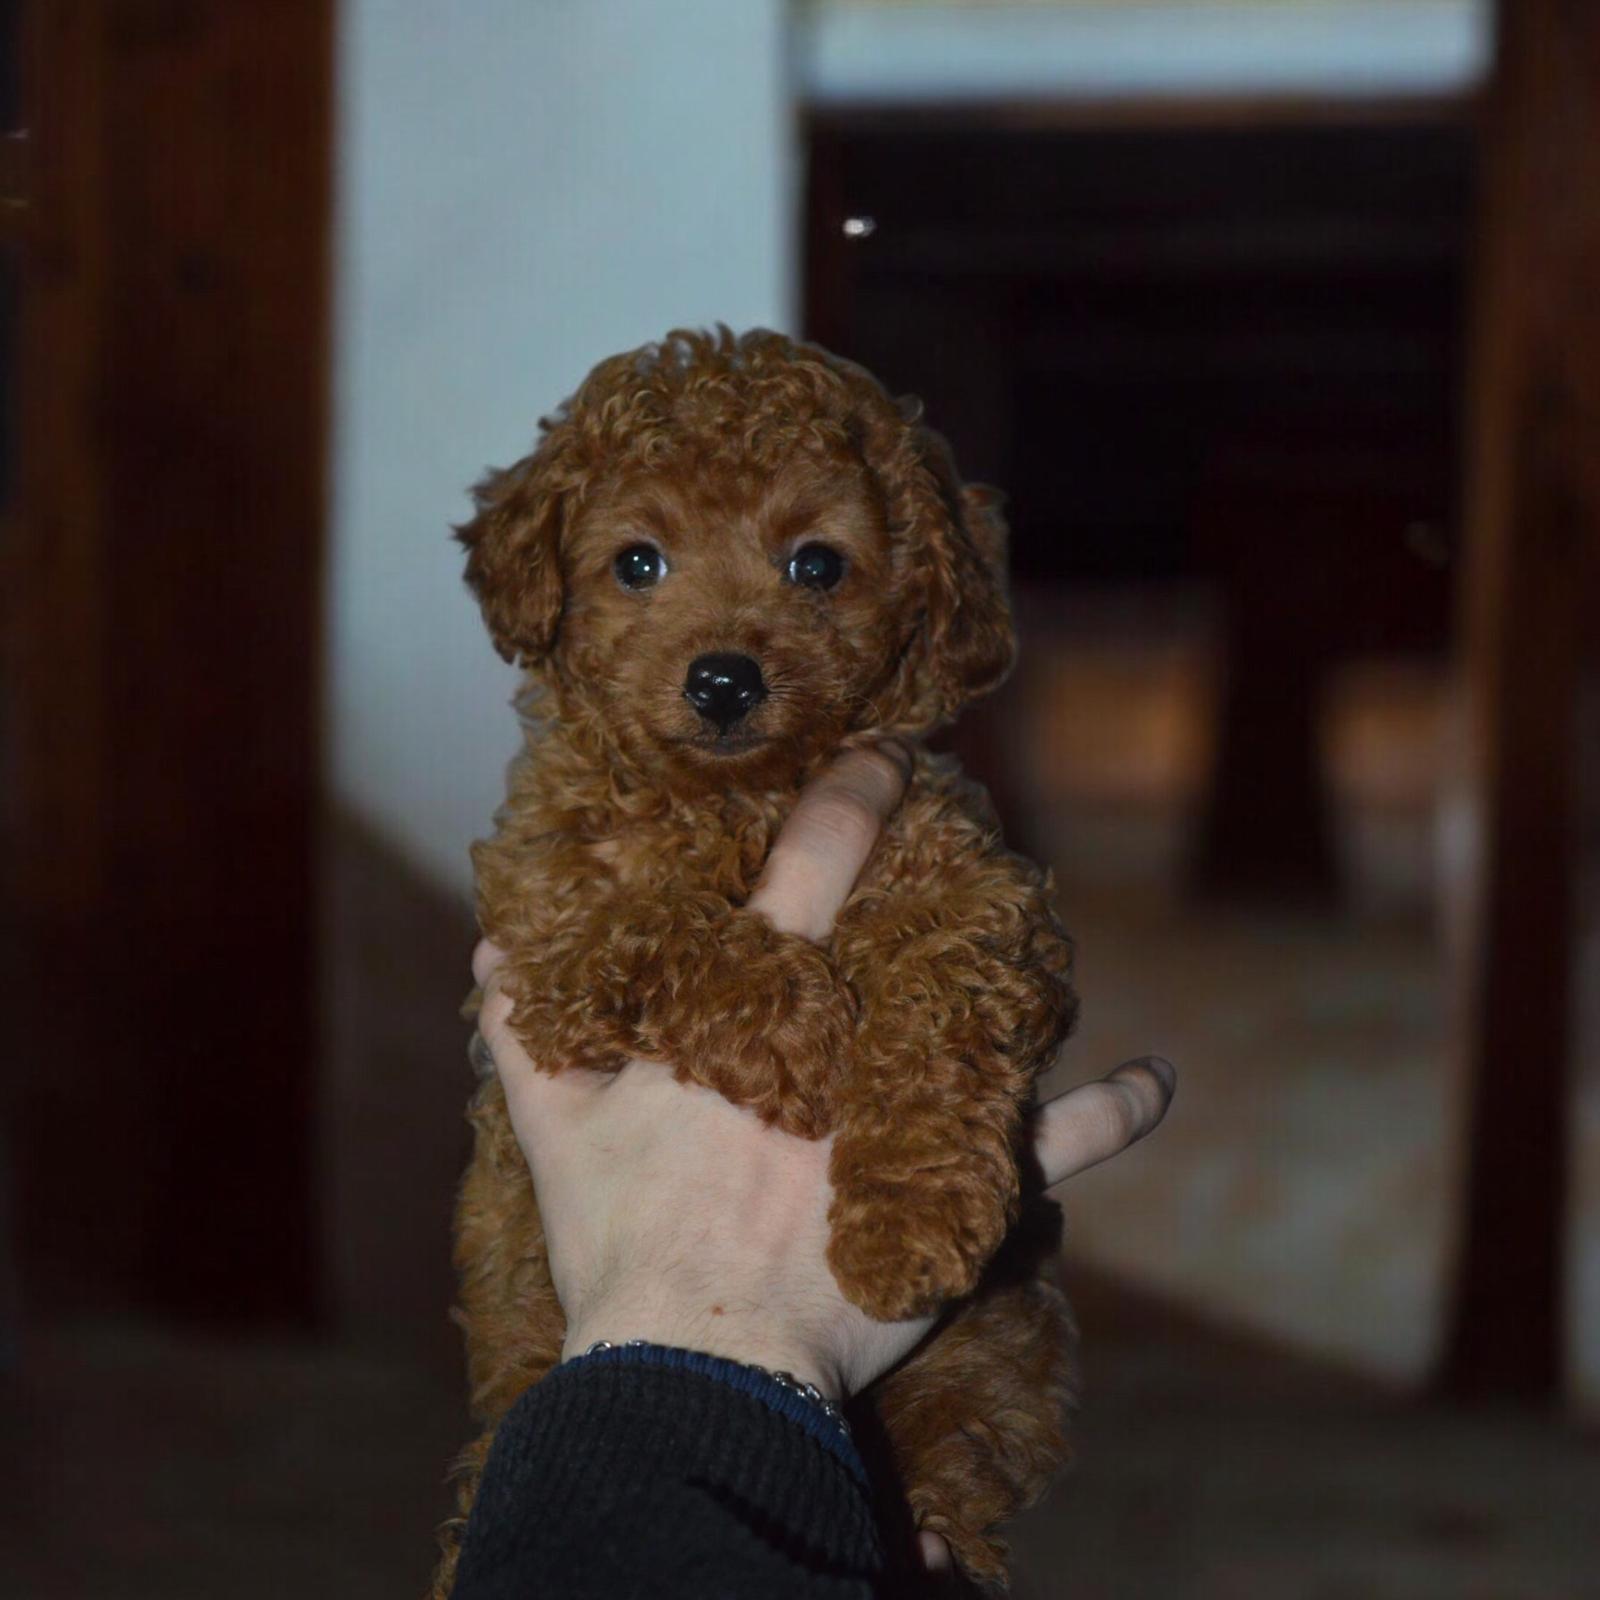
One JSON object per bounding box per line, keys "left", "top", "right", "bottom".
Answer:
{"left": 456, "top": 446, "right": 566, "bottom": 667}
{"left": 932, "top": 480, "right": 1016, "bottom": 701}
{"left": 895, "top": 460, "right": 1017, "bottom": 730}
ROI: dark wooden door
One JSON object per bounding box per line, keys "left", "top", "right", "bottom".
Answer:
{"left": 1, "top": 0, "right": 332, "bottom": 1327}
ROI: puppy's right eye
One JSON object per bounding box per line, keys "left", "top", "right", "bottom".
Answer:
{"left": 614, "top": 544, "right": 666, "bottom": 591}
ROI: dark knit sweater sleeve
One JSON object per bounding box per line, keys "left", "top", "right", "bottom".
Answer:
{"left": 449, "top": 1351, "right": 886, "bottom": 1599}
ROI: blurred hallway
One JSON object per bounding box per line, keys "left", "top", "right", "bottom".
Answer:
{"left": 1016, "top": 590, "right": 1599, "bottom": 1401}
{"left": 1023, "top": 591, "right": 1455, "bottom": 1381}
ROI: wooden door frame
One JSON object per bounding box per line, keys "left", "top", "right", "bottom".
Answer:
{"left": 3, "top": 0, "right": 333, "bottom": 1327}
{"left": 1435, "top": 0, "right": 1596, "bottom": 1402}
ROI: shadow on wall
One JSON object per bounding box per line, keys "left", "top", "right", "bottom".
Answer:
{"left": 319, "top": 808, "right": 476, "bottom": 1375}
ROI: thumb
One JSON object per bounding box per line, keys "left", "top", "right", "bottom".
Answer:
{"left": 747, "top": 743, "right": 909, "bottom": 941}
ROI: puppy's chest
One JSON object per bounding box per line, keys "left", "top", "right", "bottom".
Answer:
{"left": 594, "top": 813, "right": 780, "bottom": 904}
{"left": 589, "top": 783, "right": 967, "bottom": 912}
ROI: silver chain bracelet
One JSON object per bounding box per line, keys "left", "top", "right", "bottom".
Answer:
{"left": 584, "top": 1339, "right": 850, "bottom": 1435}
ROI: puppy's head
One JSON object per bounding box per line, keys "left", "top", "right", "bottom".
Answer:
{"left": 459, "top": 328, "right": 1014, "bottom": 790}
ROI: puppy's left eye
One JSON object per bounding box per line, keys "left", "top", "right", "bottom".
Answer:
{"left": 785, "top": 542, "right": 845, "bottom": 591}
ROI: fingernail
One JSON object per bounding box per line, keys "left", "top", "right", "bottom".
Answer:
{"left": 1140, "top": 1055, "right": 1176, "bottom": 1096}
{"left": 468, "top": 1030, "right": 496, "bottom": 1078}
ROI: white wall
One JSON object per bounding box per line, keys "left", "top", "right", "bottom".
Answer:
{"left": 799, "top": 0, "right": 1490, "bottom": 104}
{"left": 328, "top": 0, "right": 794, "bottom": 894}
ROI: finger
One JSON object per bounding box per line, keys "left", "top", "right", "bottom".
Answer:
{"left": 478, "top": 972, "right": 604, "bottom": 1121}
{"left": 1034, "top": 1056, "right": 1175, "bottom": 1189}
{"left": 472, "top": 938, "right": 506, "bottom": 988}
{"left": 917, "top": 1531, "right": 952, "bottom": 1573}
{"left": 748, "top": 743, "right": 910, "bottom": 941}
{"left": 476, "top": 975, "right": 524, "bottom": 1070}
{"left": 473, "top": 972, "right": 588, "bottom": 1100}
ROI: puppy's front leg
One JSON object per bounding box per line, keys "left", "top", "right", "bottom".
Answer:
{"left": 825, "top": 856, "right": 1076, "bottom": 1322}
{"left": 500, "top": 890, "right": 855, "bottom": 1138}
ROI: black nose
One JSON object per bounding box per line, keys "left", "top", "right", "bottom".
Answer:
{"left": 684, "top": 653, "right": 767, "bottom": 732}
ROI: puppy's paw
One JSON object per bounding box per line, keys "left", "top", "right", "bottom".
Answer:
{"left": 639, "top": 904, "right": 855, "bottom": 1136}
{"left": 499, "top": 957, "right": 635, "bottom": 1077}
{"left": 917, "top": 1516, "right": 1007, "bottom": 1594}
{"left": 825, "top": 1176, "right": 1002, "bottom": 1321}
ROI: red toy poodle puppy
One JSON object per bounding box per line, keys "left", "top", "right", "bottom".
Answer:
{"left": 433, "top": 327, "right": 1078, "bottom": 1593}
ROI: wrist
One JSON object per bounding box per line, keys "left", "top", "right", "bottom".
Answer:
{"left": 562, "top": 1299, "right": 843, "bottom": 1402}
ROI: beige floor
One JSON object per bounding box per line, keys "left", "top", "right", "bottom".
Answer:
{"left": 1010, "top": 1279, "right": 1600, "bottom": 1600}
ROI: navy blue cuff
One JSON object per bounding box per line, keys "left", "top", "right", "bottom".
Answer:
{"left": 564, "top": 1342, "right": 865, "bottom": 1483}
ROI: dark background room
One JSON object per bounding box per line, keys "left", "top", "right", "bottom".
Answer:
{"left": 3, "top": 0, "right": 1598, "bottom": 1594}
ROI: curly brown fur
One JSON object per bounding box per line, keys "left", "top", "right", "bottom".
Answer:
{"left": 431, "top": 328, "right": 1078, "bottom": 1596}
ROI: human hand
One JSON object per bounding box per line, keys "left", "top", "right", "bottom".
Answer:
{"left": 473, "top": 745, "right": 1175, "bottom": 1407}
